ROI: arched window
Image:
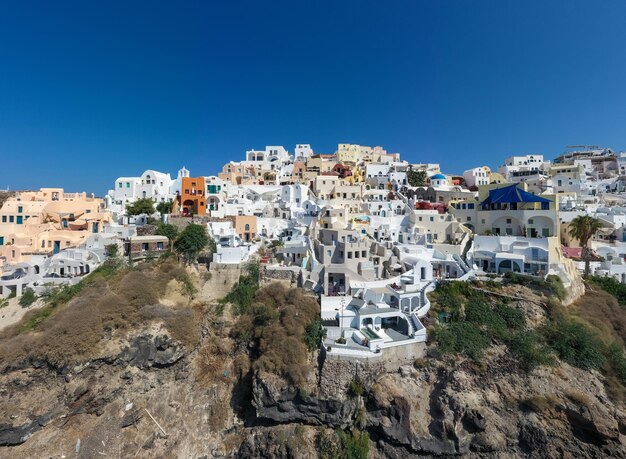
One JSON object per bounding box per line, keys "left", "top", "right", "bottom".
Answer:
{"left": 244, "top": 224, "right": 250, "bottom": 231}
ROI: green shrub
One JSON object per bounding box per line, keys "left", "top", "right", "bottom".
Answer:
{"left": 460, "top": 299, "right": 524, "bottom": 339}
{"left": 505, "top": 331, "right": 554, "bottom": 370}
{"left": 589, "top": 276, "right": 626, "bottom": 306}
{"left": 222, "top": 261, "right": 260, "bottom": 313}
{"left": 432, "top": 281, "right": 495, "bottom": 314}
{"left": 607, "top": 342, "right": 626, "bottom": 385}
{"left": 543, "top": 319, "right": 605, "bottom": 370}
{"left": 504, "top": 272, "right": 535, "bottom": 286}
{"left": 304, "top": 319, "right": 325, "bottom": 352}
{"left": 433, "top": 322, "right": 490, "bottom": 360}
{"left": 546, "top": 275, "right": 567, "bottom": 300}
{"left": 179, "top": 274, "right": 197, "bottom": 304}
{"left": 19, "top": 288, "right": 37, "bottom": 308}
{"left": 494, "top": 303, "right": 525, "bottom": 330}
{"left": 338, "top": 429, "right": 369, "bottom": 459}
{"left": 348, "top": 378, "right": 365, "bottom": 397}
{"left": 104, "top": 243, "right": 119, "bottom": 259}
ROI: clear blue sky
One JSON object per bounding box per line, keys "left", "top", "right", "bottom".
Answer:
{"left": 1, "top": 1, "right": 625, "bottom": 194}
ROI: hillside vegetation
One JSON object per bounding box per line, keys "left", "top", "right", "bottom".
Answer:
{"left": 430, "top": 276, "right": 626, "bottom": 401}
{"left": 1, "top": 257, "right": 626, "bottom": 458}
{"left": 0, "top": 258, "right": 199, "bottom": 370}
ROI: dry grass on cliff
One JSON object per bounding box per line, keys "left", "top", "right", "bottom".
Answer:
{"left": 230, "top": 282, "right": 319, "bottom": 388}
{"left": 571, "top": 288, "right": 626, "bottom": 346}
{"left": 0, "top": 261, "right": 200, "bottom": 370}
{"left": 557, "top": 288, "right": 626, "bottom": 402}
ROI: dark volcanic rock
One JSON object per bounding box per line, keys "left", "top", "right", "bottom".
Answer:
{"left": 122, "top": 334, "right": 184, "bottom": 369}
{"left": 252, "top": 371, "right": 359, "bottom": 427}
{"left": 0, "top": 414, "right": 52, "bottom": 446}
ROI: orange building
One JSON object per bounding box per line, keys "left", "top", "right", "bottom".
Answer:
{"left": 178, "top": 177, "right": 206, "bottom": 216}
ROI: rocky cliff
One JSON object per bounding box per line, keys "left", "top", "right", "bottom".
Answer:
{"left": 0, "top": 266, "right": 625, "bottom": 458}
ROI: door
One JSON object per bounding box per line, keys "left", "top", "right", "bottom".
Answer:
{"left": 53, "top": 241, "right": 60, "bottom": 254}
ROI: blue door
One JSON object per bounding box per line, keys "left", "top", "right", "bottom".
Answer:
{"left": 54, "top": 241, "right": 60, "bottom": 254}
{"left": 0, "top": 236, "right": 3, "bottom": 245}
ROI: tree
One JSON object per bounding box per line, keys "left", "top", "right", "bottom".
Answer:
{"left": 180, "top": 275, "right": 197, "bottom": 304}
{"left": 126, "top": 198, "right": 155, "bottom": 217}
{"left": 156, "top": 200, "right": 174, "bottom": 215}
{"left": 407, "top": 169, "right": 428, "bottom": 187}
{"left": 568, "top": 215, "right": 603, "bottom": 278}
{"left": 174, "top": 224, "right": 209, "bottom": 264}
{"left": 156, "top": 223, "right": 179, "bottom": 251}
{"left": 105, "top": 243, "right": 119, "bottom": 259}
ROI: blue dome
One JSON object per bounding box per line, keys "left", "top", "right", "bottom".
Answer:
{"left": 431, "top": 173, "right": 446, "bottom": 180}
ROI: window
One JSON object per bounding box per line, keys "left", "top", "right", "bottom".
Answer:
{"left": 506, "top": 218, "right": 512, "bottom": 224}
{"left": 348, "top": 252, "right": 353, "bottom": 259}
{"left": 157, "top": 242, "right": 164, "bottom": 251}
{"left": 118, "top": 182, "right": 122, "bottom": 188}
{"left": 528, "top": 219, "right": 534, "bottom": 224}
{"left": 126, "top": 182, "right": 130, "bottom": 188}
{"left": 17, "top": 206, "right": 22, "bottom": 213}
{"left": 16, "top": 216, "right": 23, "bottom": 224}
{"left": 9, "top": 216, "right": 14, "bottom": 223}
{"left": 362, "top": 251, "right": 366, "bottom": 257}
{"left": 141, "top": 243, "right": 149, "bottom": 252}
{"left": 244, "top": 224, "right": 250, "bottom": 231}
{"left": 1, "top": 216, "right": 5, "bottom": 223}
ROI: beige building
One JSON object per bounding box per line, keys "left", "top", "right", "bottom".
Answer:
{"left": 0, "top": 188, "right": 110, "bottom": 266}
{"left": 233, "top": 215, "right": 258, "bottom": 242}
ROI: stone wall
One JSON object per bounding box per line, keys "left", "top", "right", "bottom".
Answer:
{"left": 202, "top": 263, "right": 242, "bottom": 302}
{"left": 136, "top": 224, "right": 157, "bottom": 236}
{"left": 318, "top": 342, "right": 425, "bottom": 399}
{"left": 260, "top": 267, "right": 300, "bottom": 287}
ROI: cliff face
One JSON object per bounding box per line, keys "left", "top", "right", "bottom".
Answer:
{"left": 247, "top": 346, "right": 626, "bottom": 458}
{"left": 2, "top": 327, "right": 626, "bottom": 458}
{"left": 1, "top": 272, "right": 625, "bottom": 459}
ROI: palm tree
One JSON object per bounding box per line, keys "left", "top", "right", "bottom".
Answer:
{"left": 568, "top": 215, "right": 603, "bottom": 278}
